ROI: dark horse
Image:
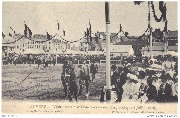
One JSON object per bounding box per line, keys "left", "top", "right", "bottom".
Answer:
{"left": 61, "top": 64, "right": 91, "bottom": 101}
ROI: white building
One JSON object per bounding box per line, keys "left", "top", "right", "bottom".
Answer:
{"left": 2, "top": 34, "right": 71, "bottom": 56}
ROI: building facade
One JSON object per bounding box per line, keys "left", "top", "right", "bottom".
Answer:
{"left": 141, "top": 30, "right": 178, "bottom": 56}
{"left": 2, "top": 34, "right": 71, "bottom": 57}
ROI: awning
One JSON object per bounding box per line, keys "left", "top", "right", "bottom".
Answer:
{"left": 23, "top": 49, "right": 45, "bottom": 54}
{"left": 165, "top": 51, "right": 178, "bottom": 56}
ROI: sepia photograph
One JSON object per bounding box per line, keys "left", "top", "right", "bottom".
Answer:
{"left": 1, "top": 1, "right": 178, "bottom": 114}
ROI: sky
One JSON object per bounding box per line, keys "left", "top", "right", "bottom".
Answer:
{"left": 2, "top": 1, "right": 178, "bottom": 42}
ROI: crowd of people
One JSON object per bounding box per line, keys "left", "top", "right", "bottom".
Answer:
{"left": 101, "top": 55, "right": 178, "bottom": 103}
{"left": 2, "top": 53, "right": 178, "bottom": 103}
{"left": 2, "top": 54, "right": 102, "bottom": 66}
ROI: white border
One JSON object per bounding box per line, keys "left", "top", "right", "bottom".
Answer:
{"left": 0, "top": 0, "right": 179, "bottom": 118}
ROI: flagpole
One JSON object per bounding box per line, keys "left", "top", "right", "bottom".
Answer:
{"left": 105, "top": 1, "right": 111, "bottom": 101}
{"left": 148, "top": 1, "right": 153, "bottom": 59}
{"left": 56, "top": 20, "right": 59, "bottom": 65}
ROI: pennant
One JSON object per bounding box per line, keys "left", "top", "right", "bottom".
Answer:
{"left": 2, "top": 32, "right": 5, "bottom": 39}
{"left": 89, "top": 23, "right": 91, "bottom": 35}
{"left": 10, "top": 27, "right": 13, "bottom": 31}
{"left": 24, "top": 23, "right": 28, "bottom": 36}
{"left": 28, "top": 27, "right": 32, "bottom": 38}
{"left": 57, "top": 22, "right": 60, "bottom": 30}
{"left": 85, "top": 31, "right": 87, "bottom": 37}
{"left": 9, "top": 33, "right": 12, "bottom": 37}
{"left": 87, "top": 28, "right": 89, "bottom": 37}
{"left": 10, "top": 27, "right": 15, "bottom": 35}
{"left": 47, "top": 32, "right": 50, "bottom": 40}
{"left": 120, "top": 24, "right": 122, "bottom": 32}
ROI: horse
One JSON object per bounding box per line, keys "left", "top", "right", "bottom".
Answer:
{"left": 61, "top": 63, "right": 91, "bottom": 101}
{"left": 75, "top": 64, "right": 91, "bottom": 98}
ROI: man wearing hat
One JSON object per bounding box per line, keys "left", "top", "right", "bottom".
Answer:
{"left": 61, "top": 55, "right": 71, "bottom": 99}
{"left": 146, "top": 77, "right": 157, "bottom": 102}
{"left": 111, "top": 65, "right": 127, "bottom": 102}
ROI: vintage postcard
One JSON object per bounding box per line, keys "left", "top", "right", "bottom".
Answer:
{"left": 1, "top": 1, "right": 178, "bottom": 114}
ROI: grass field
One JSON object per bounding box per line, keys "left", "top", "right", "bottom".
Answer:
{"left": 2, "top": 64, "right": 106, "bottom": 101}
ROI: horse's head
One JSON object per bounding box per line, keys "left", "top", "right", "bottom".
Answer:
{"left": 73, "top": 65, "right": 84, "bottom": 79}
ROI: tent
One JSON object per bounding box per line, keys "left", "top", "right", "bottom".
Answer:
{"left": 23, "top": 49, "right": 45, "bottom": 54}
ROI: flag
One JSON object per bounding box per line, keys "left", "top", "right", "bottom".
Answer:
{"left": 159, "top": 1, "right": 164, "bottom": 12}
{"left": 10, "top": 27, "right": 13, "bottom": 31}
{"left": 85, "top": 31, "right": 87, "bottom": 37}
{"left": 2, "top": 32, "right": 5, "bottom": 39}
{"left": 134, "top": 1, "right": 144, "bottom": 5}
{"left": 120, "top": 24, "right": 122, "bottom": 32}
{"left": 87, "top": 28, "right": 89, "bottom": 37}
{"left": 10, "top": 27, "right": 15, "bottom": 35}
{"left": 24, "top": 23, "right": 28, "bottom": 36}
{"left": 47, "top": 32, "right": 50, "bottom": 40}
{"left": 105, "top": 2, "right": 110, "bottom": 24}
{"left": 28, "top": 27, "right": 32, "bottom": 38}
{"left": 89, "top": 21, "right": 91, "bottom": 32}
{"left": 57, "top": 22, "right": 60, "bottom": 30}
{"left": 89, "top": 21, "right": 92, "bottom": 38}
{"left": 9, "top": 33, "right": 12, "bottom": 37}
{"left": 63, "top": 30, "right": 65, "bottom": 36}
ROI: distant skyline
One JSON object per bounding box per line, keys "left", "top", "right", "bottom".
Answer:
{"left": 2, "top": 2, "right": 178, "bottom": 42}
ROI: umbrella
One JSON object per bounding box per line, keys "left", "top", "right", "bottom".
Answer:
{"left": 127, "top": 73, "right": 139, "bottom": 83}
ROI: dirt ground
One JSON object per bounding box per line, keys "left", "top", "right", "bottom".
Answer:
{"left": 2, "top": 64, "right": 106, "bottom": 101}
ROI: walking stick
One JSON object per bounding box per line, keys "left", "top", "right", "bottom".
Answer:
{"left": 18, "top": 72, "right": 32, "bottom": 86}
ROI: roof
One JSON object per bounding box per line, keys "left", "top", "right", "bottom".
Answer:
{"left": 2, "top": 35, "right": 16, "bottom": 43}
{"left": 98, "top": 32, "right": 106, "bottom": 40}
{"left": 23, "top": 49, "right": 45, "bottom": 54}
{"left": 115, "top": 36, "right": 148, "bottom": 46}
{"left": 119, "top": 36, "right": 138, "bottom": 42}
{"left": 97, "top": 32, "right": 120, "bottom": 42}
{"left": 142, "top": 46, "right": 164, "bottom": 51}
{"left": 109, "top": 45, "right": 133, "bottom": 53}
{"left": 33, "top": 34, "right": 48, "bottom": 39}
{"left": 52, "top": 39, "right": 62, "bottom": 43}
{"left": 167, "top": 30, "right": 178, "bottom": 38}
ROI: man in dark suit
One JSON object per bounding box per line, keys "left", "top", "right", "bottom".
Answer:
{"left": 146, "top": 77, "right": 157, "bottom": 102}
{"left": 111, "top": 65, "right": 127, "bottom": 102}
